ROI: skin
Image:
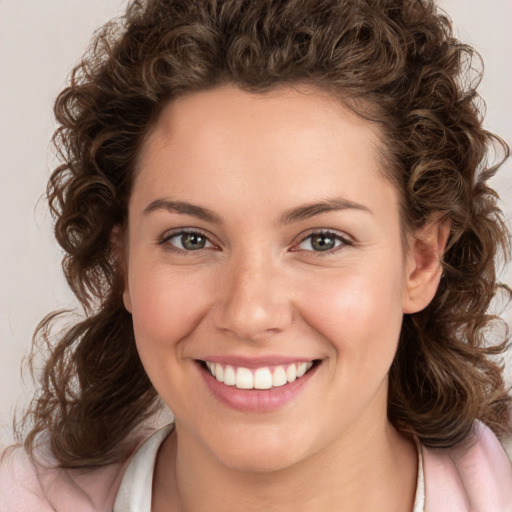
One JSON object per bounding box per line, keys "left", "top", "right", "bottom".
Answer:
{"left": 122, "top": 84, "right": 449, "bottom": 511}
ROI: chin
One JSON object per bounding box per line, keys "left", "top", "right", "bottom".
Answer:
{"left": 201, "top": 423, "right": 316, "bottom": 474}
{"left": 216, "top": 447, "right": 303, "bottom": 474}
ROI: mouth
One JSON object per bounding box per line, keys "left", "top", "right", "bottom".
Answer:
{"left": 200, "top": 360, "right": 318, "bottom": 390}
{"left": 196, "top": 357, "right": 321, "bottom": 412}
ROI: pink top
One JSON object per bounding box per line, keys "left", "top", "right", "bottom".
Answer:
{"left": 1, "top": 422, "right": 511, "bottom": 512}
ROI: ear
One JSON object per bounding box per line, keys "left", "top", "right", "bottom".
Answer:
{"left": 111, "top": 225, "right": 132, "bottom": 313}
{"left": 402, "top": 214, "right": 451, "bottom": 314}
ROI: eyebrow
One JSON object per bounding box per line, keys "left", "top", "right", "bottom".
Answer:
{"left": 142, "top": 197, "right": 372, "bottom": 225}
{"left": 279, "top": 198, "right": 372, "bottom": 224}
{"left": 143, "top": 199, "right": 223, "bottom": 224}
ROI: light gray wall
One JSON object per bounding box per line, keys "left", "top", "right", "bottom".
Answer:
{"left": 1, "top": 0, "right": 511, "bottom": 445}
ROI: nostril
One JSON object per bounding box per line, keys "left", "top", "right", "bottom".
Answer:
{"left": 212, "top": 299, "right": 294, "bottom": 342}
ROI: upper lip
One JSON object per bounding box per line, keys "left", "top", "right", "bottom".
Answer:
{"left": 198, "top": 355, "right": 318, "bottom": 368}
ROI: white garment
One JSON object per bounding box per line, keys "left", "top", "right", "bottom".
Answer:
{"left": 113, "top": 424, "right": 425, "bottom": 512}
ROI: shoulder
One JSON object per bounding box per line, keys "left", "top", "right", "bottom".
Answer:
{"left": 422, "top": 421, "right": 512, "bottom": 512}
{"left": 0, "top": 433, "right": 150, "bottom": 512}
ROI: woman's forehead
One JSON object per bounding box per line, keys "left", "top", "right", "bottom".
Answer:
{"left": 137, "top": 85, "right": 385, "bottom": 183}
{"left": 130, "top": 84, "right": 400, "bottom": 227}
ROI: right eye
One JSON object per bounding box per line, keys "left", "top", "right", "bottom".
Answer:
{"left": 160, "top": 230, "right": 215, "bottom": 252}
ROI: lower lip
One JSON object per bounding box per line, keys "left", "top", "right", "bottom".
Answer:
{"left": 198, "top": 362, "right": 318, "bottom": 413}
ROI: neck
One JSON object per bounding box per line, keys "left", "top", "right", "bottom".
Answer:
{"left": 153, "top": 416, "right": 417, "bottom": 512}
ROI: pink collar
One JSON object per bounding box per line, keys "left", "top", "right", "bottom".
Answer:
{"left": 422, "top": 422, "right": 512, "bottom": 511}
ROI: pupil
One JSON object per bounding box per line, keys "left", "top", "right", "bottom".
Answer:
{"left": 182, "top": 233, "right": 205, "bottom": 250}
{"left": 312, "top": 234, "right": 335, "bottom": 251}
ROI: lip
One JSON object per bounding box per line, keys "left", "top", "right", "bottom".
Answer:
{"left": 197, "top": 359, "right": 319, "bottom": 413}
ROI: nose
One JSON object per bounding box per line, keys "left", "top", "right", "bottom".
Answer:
{"left": 212, "top": 254, "right": 294, "bottom": 342}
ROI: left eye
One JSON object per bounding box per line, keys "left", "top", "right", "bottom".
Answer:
{"left": 164, "top": 231, "right": 214, "bottom": 251}
{"left": 297, "top": 232, "right": 347, "bottom": 252}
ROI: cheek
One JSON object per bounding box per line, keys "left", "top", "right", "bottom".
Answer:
{"left": 298, "top": 264, "right": 405, "bottom": 366}
{"left": 127, "top": 265, "right": 212, "bottom": 355}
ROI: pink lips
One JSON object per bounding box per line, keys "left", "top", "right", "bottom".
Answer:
{"left": 198, "top": 358, "right": 318, "bottom": 413}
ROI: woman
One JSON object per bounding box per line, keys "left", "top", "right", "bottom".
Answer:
{"left": 1, "top": 0, "right": 511, "bottom": 510}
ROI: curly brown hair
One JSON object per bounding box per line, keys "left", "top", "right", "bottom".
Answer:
{"left": 21, "top": 0, "right": 511, "bottom": 468}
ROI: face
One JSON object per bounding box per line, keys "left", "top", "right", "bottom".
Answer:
{"left": 123, "top": 84, "right": 423, "bottom": 473}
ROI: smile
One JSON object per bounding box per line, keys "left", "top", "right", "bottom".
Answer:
{"left": 204, "top": 361, "right": 314, "bottom": 390}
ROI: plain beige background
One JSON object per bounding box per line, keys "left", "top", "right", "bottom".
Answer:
{"left": 1, "top": 0, "right": 511, "bottom": 446}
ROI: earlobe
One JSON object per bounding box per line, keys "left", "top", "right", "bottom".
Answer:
{"left": 110, "top": 225, "right": 132, "bottom": 313}
{"left": 402, "top": 215, "right": 451, "bottom": 314}
{"left": 123, "top": 288, "right": 133, "bottom": 313}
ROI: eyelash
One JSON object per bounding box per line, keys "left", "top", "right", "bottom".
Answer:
{"left": 158, "top": 229, "right": 217, "bottom": 254}
{"left": 293, "top": 229, "right": 353, "bottom": 254}
{"left": 158, "top": 228, "right": 352, "bottom": 255}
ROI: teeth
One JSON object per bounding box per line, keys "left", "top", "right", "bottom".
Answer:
{"left": 224, "top": 365, "right": 236, "bottom": 386}
{"left": 215, "top": 363, "right": 224, "bottom": 383}
{"left": 236, "top": 367, "right": 253, "bottom": 389}
{"left": 272, "top": 366, "right": 287, "bottom": 387}
{"left": 206, "top": 361, "right": 314, "bottom": 390}
{"left": 297, "top": 362, "right": 307, "bottom": 377}
{"left": 286, "top": 364, "right": 297, "bottom": 383}
{"left": 254, "top": 368, "right": 273, "bottom": 389}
